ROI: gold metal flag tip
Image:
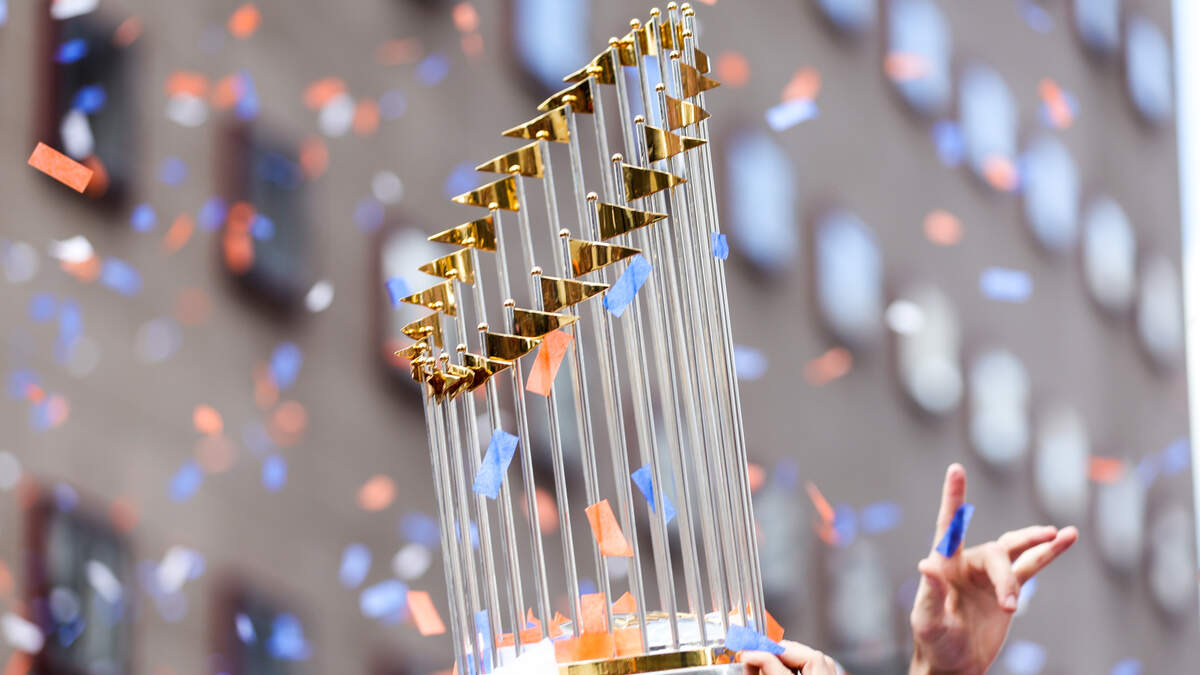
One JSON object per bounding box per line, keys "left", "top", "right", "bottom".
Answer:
{"left": 502, "top": 105, "right": 572, "bottom": 142}
{"left": 428, "top": 215, "right": 498, "bottom": 252}
{"left": 475, "top": 141, "right": 547, "bottom": 178}
{"left": 399, "top": 281, "right": 458, "bottom": 316}
{"left": 418, "top": 249, "right": 477, "bottom": 285}
{"left": 597, "top": 202, "right": 668, "bottom": 241}
{"left": 462, "top": 352, "right": 513, "bottom": 391}
{"left": 539, "top": 80, "right": 595, "bottom": 113}
{"left": 393, "top": 340, "right": 429, "bottom": 362}
{"left": 511, "top": 307, "right": 581, "bottom": 338}
{"left": 621, "top": 163, "right": 686, "bottom": 202}
{"left": 540, "top": 275, "right": 610, "bottom": 312}
{"left": 401, "top": 313, "right": 445, "bottom": 348}
{"left": 568, "top": 237, "right": 642, "bottom": 277}
{"left": 663, "top": 94, "right": 711, "bottom": 131}
{"left": 451, "top": 175, "right": 520, "bottom": 211}
{"left": 677, "top": 60, "right": 720, "bottom": 98}
{"left": 644, "top": 125, "right": 707, "bottom": 163}
{"left": 484, "top": 331, "right": 542, "bottom": 361}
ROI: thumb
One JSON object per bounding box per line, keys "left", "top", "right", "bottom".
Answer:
{"left": 737, "top": 650, "right": 793, "bottom": 675}
{"left": 911, "top": 557, "right": 949, "bottom": 632}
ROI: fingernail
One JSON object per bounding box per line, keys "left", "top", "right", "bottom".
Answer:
{"left": 1004, "top": 594, "right": 1018, "bottom": 610}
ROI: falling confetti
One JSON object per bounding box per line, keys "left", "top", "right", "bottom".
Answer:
{"left": 980, "top": 267, "right": 1032, "bottom": 303}
{"left": 27, "top": 143, "right": 93, "bottom": 192}
{"left": 358, "top": 474, "right": 397, "bottom": 511}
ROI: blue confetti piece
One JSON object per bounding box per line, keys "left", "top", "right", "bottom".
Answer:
{"left": 935, "top": 503, "right": 975, "bottom": 557}
{"left": 603, "top": 254, "right": 652, "bottom": 318}
{"left": 159, "top": 156, "right": 188, "bottom": 186}
{"left": 1160, "top": 437, "right": 1190, "bottom": 476}
{"left": 100, "top": 258, "right": 142, "bottom": 296}
{"left": 379, "top": 89, "right": 407, "bottom": 120}
{"left": 473, "top": 430, "right": 519, "bottom": 499}
{"left": 267, "top": 613, "right": 310, "bottom": 661}
{"left": 765, "top": 98, "right": 818, "bottom": 132}
{"left": 56, "top": 38, "right": 89, "bottom": 63}
{"left": 733, "top": 344, "right": 767, "bottom": 380}
{"left": 416, "top": 53, "right": 450, "bottom": 86}
{"left": 385, "top": 277, "right": 411, "bottom": 307}
{"left": 250, "top": 213, "right": 275, "bottom": 240}
{"left": 29, "top": 292, "right": 57, "bottom": 323}
{"left": 234, "top": 70, "right": 259, "bottom": 121}
{"left": 860, "top": 500, "right": 902, "bottom": 534}
{"left": 931, "top": 119, "right": 964, "bottom": 167}
{"left": 631, "top": 464, "right": 676, "bottom": 524}
{"left": 1003, "top": 640, "right": 1047, "bottom": 675}
{"left": 444, "top": 161, "right": 479, "bottom": 199}
{"left": 130, "top": 203, "right": 157, "bottom": 232}
{"left": 773, "top": 459, "right": 800, "bottom": 490}
{"left": 262, "top": 454, "right": 287, "bottom": 492}
{"left": 359, "top": 579, "right": 409, "bottom": 619}
{"left": 53, "top": 483, "right": 79, "bottom": 512}
{"left": 578, "top": 577, "right": 597, "bottom": 595}
{"left": 169, "top": 461, "right": 204, "bottom": 502}
{"left": 197, "top": 197, "right": 228, "bottom": 232}
{"left": 269, "top": 342, "right": 303, "bottom": 389}
{"left": 1020, "top": 1, "right": 1054, "bottom": 34}
{"left": 1110, "top": 659, "right": 1142, "bottom": 675}
{"left": 475, "top": 610, "right": 494, "bottom": 673}
{"left": 339, "top": 543, "right": 372, "bottom": 589}
{"left": 354, "top": 197, "right": 385, "bottom": 233}
{"left": 58, "top": 300, "right": 82, "bottom": 343}
{"left": 71, "top": 84, "right": 107, "bottom": 114}
{"left": 980, "top": 267, "right": 1032, "bottom": 303}
{"left": 0, "top": 1, "right": 7, "bottom": 27}
{"left": 401, "top": 512, "right": 441, "bottom": 548}
{"left": 711, "top": 232, "right": 729, "bottom": 259}
{"left": 832, "top": 503, "right": 858, "bottom": 548}
{"left": 235, "top": 612, "right": 256, "bottom": 644}
{"left": 724, "top": 623, "right": 784, "bottom": 655}
{"left": 7, "top": 369, "right": 39, "bottom": 399}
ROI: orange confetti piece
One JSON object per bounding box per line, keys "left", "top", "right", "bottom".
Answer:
{"left": 196, "top": 435, "right": 236, "bottom": 473}
{"left": 1089, "top": 456, "right": 1126, "bottom": 484}
{"left": 2, "top": 651, "right": 31, "bottom": 675}
{"left": 353, "top": 99, "right": 380, "bottom": 136}
{"left": 585, "top": 499, "right": 633, "bottom": 557}
{"left": 804, "top": 480, "right": 835, "bottom": 525}
{"left": 580, "top": 593, "right": 608, "bottom": 633}
{"left": 165, "top": 71, "right": 209, "bottom": 98}
{"left": 81, "top": 155, "right": 110, "bottom": 199}
{"left": 228, "top": 4, "right": 261, "bottom": 38}
{"left": 192, "top": 404, "right": 223, "bottom": 436}
{"left": 270, "top": 400, "right": 308, "bottom": 447}
{"left": 376, "top": 38, "right": 423, "bottom": 65}
{"left": 358, "top": 474, "right": 397, "bottom": 511}
{"left": 549, "top": 611, "right": 570, "bottom": 638}
{"left": 923, "top": 209, "right": 962, "bottom": 246}
{"left": 163, "top": 213, "right": 195, "bottom": 254}
{"left": 782, "top": 66, "right": 821, "bottom": 102}
{"left": 61, "top": 254, "right": 101, "bottom": 282}
{"left": 299, "top": 136, "right": 329, "bottom": 180}
{"left": 526, "top": 329, "right": 574, "bottom": 396}
{"left": 715, "top": 51, "right": 750, "bottom": 87}
{"left": 1038, "top": 78, "right": 1074, "bottom": 129}
{"left": 223, "top": 231, "right": 254, "bottom": 273}
{"left": 981, "top": 155, "right": 1018, "bottom": 192}
{"left": 407, "top": 590, "right": 447, "bottom": 636}
{"left": 452, "top": 3, "right": 480, "bottom": 32}
{"left": 764, "top": 609, "right": 784, "bottom": 643}
{"left": 614, "top": 627, "right": 645, "bottom": 656}
{"left": 461, "top": 32, "right": 484, "bottom": 59}
{"left": 519, "top": 625, "right": 543, "bottom": 643}
{"left": 28, "top": 143, "right": 93, "bottom": 193}
{"left": 113, "top": 16, "right": 143, "bottom": 47}
{"left": 576, "top": 632, "right": 616, "bottom": 660}
{"left": 884, "top": 52, "right": 930, "bottom": 82}
{"left": 747, "top": 462, "right": 765, "bottom": 493}
{"left": 803, "top": 347, "right": 852, "bottom": 386}
{"left": 611, "top": 591, "right": 637, "bottom": 614}
{"left": 108, "top": 496, "right": 139, "bottom": 533}
{"left": 0, "top": 559, "right": 13, "bottom": 597}
{"left": 211, "top": 74, "right": 244, "bottom": 110}
{"left": 554, "top": 636, "right": 582, "bottom": 662}
{"left": 303, "top": 77, "right": 346, "bottom": 109}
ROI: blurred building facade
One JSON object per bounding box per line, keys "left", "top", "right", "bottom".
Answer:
{"left": 0, "top": 0, "right": 1196, "bottom": 674}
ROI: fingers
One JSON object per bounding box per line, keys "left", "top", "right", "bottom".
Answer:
{"left": 931, "top": 463, "right": 967, "bottom": 552}
{"left": 775, "top": 641, "right": 841, "bottom": 674}
{"left": 976, "top": 543, "right": 1020, "bottom": 611}
{"left": 996, "top": 525, "right": 1058, "bottom": 561}
{"left": 737, "top": 650, "right": 794, "bottom": 675}
{"left": 1013, "top": 526, "right": 1078, "bottom": 584}
{"left": 910, "top": 557, "right": 950, "bottom": 638}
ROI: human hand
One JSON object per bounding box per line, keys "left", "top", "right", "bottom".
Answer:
{"left": 909, "top": 464, "right": 1078, "bottom": 675}
{"left": 738, "top": 640, "right": 840, "bottom": 675}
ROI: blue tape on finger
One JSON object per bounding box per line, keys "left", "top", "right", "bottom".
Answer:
{"left": 935, "top": 503, "right": 975, "bottom": 557}
{"left": 631, "top": 464, "right": 677, "bottom": 524}
{"left": 602, "top": 255, "right": 652, "bottom": 318}
{"left": 711, "top": 232, "right": 729, "bottom": 259}
{"left": 473, "top": 430, "right": 519, "bottom": 499}
{"left": 724, "top": 623, "right": 784, "bottom": 655}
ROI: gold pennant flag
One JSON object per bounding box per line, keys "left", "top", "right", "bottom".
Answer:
{"left": 393, "top": 340, "right": 429, "bottom": 362}
{"left": 538, "top": 79, "right": 593, "bottom": 113}
{"left": 511, "top": 307, "right": 580, "bottom": 338}
{"left": 693, "top": 47, "right": 711, "bottom": 74}
{"left": 418, "top": 249, "right": 476, "bottom": 285}
{"left": 629, "top": 25, "right": 657, "bottom": 56}
{"left": 428, "top": 215, "right": 497, "bottom": 252}
{"left": 399, "top": 280, "right": 457, "bottom": 316}
{"left": 485, "top": 331, "right": 541, "bottom": 362}
{"left": 475, "top": 141, "right": 545, "bottom": 178}
{"left": 502, "top": 105, "right": 571, "bottom": 143}
{"left": 597, "top": 202, "right": 667, "bottom": 240}
{"left": 622, "top": 163, "right": 686, "bottom": 201}
{"left": 678, "top": 60, "right": 720, "bottom": 98}
{"left": 645, "top": 125, "right": 707, "bottom": 162}
{"left": 425, "top": 366, "right": 470, "bottom": 401}
{"left": 540, "top": 275, "right": 609, "bottom": 312}
{"left": 663, "top": 93, "right": 710, "bottom": 130}
{"left": 462, "top": 352, "right": 512, "bottom": 391}
{"left": 402, "top": 313, "right": 445, "bottom": 348}
{"left": 569, "top": 238, "right": 641, "bottom": 277}
{"left": 451, "top": 175, "right": 519, "bottom": 211}
{"left": 564, "top": 49, "right": 618, "bottom": 85}
{"left": 444, "top": 363, "right": 476, "bottom": 400}
{"left": 658, "top": 19, "right": 684, "bottom": 51}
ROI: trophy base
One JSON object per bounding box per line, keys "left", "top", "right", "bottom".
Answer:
{"left": 558, "top": 649, "right": 745, "bottom": 675}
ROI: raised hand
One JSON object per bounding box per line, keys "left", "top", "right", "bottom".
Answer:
{"left": 909, "top": 464, "right": 1078, "bottom": 675}
{"left": 738, "top": 640, "right": 840, "bottom": 675}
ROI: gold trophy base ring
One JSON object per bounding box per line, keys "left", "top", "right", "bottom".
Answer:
{"left": 559, "top": 649, "right": 744, "bottom": 675}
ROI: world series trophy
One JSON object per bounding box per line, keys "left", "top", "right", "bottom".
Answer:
{"left": 396, "top": 4, "right": 770, "bottom": 673}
